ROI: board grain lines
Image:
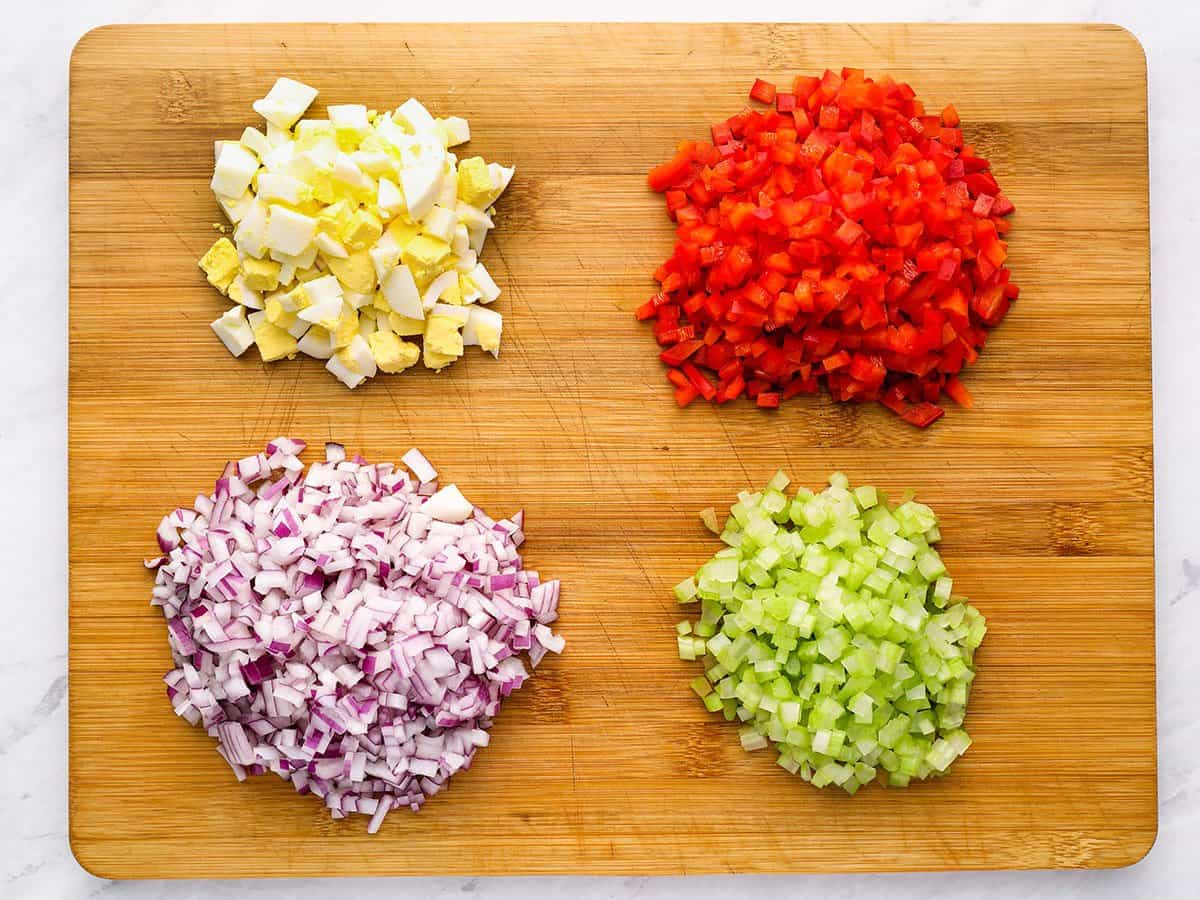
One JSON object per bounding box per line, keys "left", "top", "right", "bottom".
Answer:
{"left": 69, "top": 23, "right": 1153, "bottom": 878}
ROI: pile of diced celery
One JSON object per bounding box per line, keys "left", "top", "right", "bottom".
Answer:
{"left": 675, "top": 472, "right": 986, "bottom": 792}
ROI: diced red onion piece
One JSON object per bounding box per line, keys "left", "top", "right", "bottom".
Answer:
{"left": 401, "top": 448, "right": 438, "bottom": 484}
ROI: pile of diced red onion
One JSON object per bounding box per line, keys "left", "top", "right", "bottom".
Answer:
{"left": 147, "top": 438, "right": 563, "bottom": 832}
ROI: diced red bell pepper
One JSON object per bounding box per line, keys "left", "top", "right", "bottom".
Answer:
{"left": 900, "top": 402, "right": 945, "bottom": 428}
{"left": 750, "top": 79, "right": 777, "bottom": 104}
{"left": 943, "top": 375, "right": 974, "bottom": 409}
{"left": 659, "top": 339, "right": 704, "bottom": 366}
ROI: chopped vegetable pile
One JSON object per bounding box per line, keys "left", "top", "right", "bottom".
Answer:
{"left": 201, "top": 77, "right": 514, "bottom": 388}
{"left": 640, "top": 70, "right": 1018, "bottom": 426}
{"left": 148, "top": 439, "right": 562, "bottom": 831}
{"left": 675, "top": 472, "right": 985, "bottom": 791}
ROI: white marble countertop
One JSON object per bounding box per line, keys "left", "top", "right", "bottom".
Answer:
{"left": 4, "top": 0, "right": 1195, "bottom": 896}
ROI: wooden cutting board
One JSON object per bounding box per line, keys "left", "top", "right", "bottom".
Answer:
{"left": 68, "top": 23, "right": 1154, "bottom": 878}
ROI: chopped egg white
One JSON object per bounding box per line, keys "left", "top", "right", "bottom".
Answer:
{"left": 422, "top": 270, "right": 460, "bottom": 311}
{"left": 210, "top": 305, "right": 255, "bottom": 356}
{"left": 211, "top": 143, "right": 260, "bottom": 198}
{"left": 328, "top": 103, "right": 370, "bottom": 135}
{"left": 463, "top": 306, "right": 503, "bottom": 357}
{"left": 264, "top": 206, "right": 318, "bottom": 257}
{"left": 468, "top": 262, "right": 501, "bottom": 304}
{"left": 252, "top": 77, "right": 319, "bottom": 130}
{"left": 377, "top": 177, "right": 405, "bottom": 218}
{"left": 240, "top": 126, "right": 271, "bottom": 158}
{"left": 399, "top": 164, "right": 441, "bottom": 221}
{"left": 382, "top": 266, "right": 423, "bottom": 319}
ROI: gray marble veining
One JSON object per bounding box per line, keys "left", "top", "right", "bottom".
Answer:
{"left": 4, "top": 0, "right": 1197, "bottom": 897}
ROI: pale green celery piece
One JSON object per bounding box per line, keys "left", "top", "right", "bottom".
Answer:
{"left": 817, "top": 627, "right": 849, "bottom": 662}
{"left": 828, "top": 471, "right": 849, "bottom": 490}
{"left": 720, "top": 528, "right": 742, "bottom": 547}
{"left": 947, "top": 728, "right": 972, "bottom": 754}
{"left": 916, "top": 550, "right": 946, "bottom": 580}
{"left": 699, "top": 506, "right": 721, "bottom": 534}
{"left": 924, "top": 622, "right": 955, "bottom": 659}
{"left": 734, "top": 681, "right": 763, "bottom": 711}
{"left": 852, "top": 732, "right": 878, "bottom": 755}
{"left": 940, "top": 602, "right": 966, "bottom": 628}
{"left": 778, "top": 700, "right": 801, "bottom": 728}
{"left": 811, "top": 729, "right": 834, "bottom": 755}
{"left": 861, "top": 568, "right": 893, "bottom": 594}
{"left": 706, "top": 632, "right": 732, "bottom": 657}
{"left": 693, "top": 620, "right": 716, "bottom": 638}
{"left": 877, "top": 714, "right": 911, "bottom": 748}
{"left": 777, "top": 753, "right": 801, "bottom": 774}
{"left": 674, "top": 576, "right": 699, "bottom": 603}
{"left": 912, "top": 710, "right": 937, "bottom": 735}
{"left": 802, "top": 499, "right": 829, "bottom": 528}
{"left": 926, "top": 738, "right": 957, "bottom": 772}
{"left": 965, "top": 615, "right": 987, "bottom": 649}
{"left": 801, "top": 545, "right": 830, "bottom": 576}
{"left": 817, "top": 579, "right": 845, "bottom": 619}
{"left": 946, "top": 681, "right": 969, "bottom": 706}
{"left": 841, "top": 648, "right": 875, "bottom": 678}
{"left": 677, "top": 636, "right": 696, "bottom": 661}
{"left": 746, "top": 521, "right": 778, "bottom": 549}
{"left": 843, "top": 600, "right": 874, "bottom": 631}
{"left": 848, "top": 691, "right": 875, "bottom": 720}
{"left": 905, "top": 682, "right": 927, "bottom": 702}
{"left": 703, "top": 692, "right": 724, "bottom": 713}
{"left": 753, "top": 657, "right": 779, "bottom": 675}
{"left": 786, "top": 598, "right": 812, "bottom": 626}
{"left": 866, "top": 521, "right": 896, "bottom": 549}
{"left": 739, "top": 728, "right": 769, "bottom": 751}
{"left": 708, "top": 557, "right": 738, "bottom": 583}
{"left": 676, "top": 620, "right": 692, "bottom": 635}
{"left": 788, "top": 498, "right": 808, "bottom": 525}
{"left": 728, "top": 633, "right": 754, "bottom": 664}
{"left": 690, "top": 675, "right": 712, "bottom": 697}
{"left": 882, "top": 550, "right": 917, "bottom": 574}
{"left": 755, "top": 545, "right": 781, "bottom": 570}
{"left": 924, "top": 524, "right": 942, "bottom": 543}
{"left": 676, "top": 633, "right": 696, "bottom": 662}
{"left": 794, "top": 612, "right": 816, "bottom": 639}
{"left": 768, "top": 675, "right": 791, "bottom": 700}
{"left": 761, "top": 489, "right": 788, "bottom": 516}
{"left": 853, "top": 484, "right": 878, "bottom": 509}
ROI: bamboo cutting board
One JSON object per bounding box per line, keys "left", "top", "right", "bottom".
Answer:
{"left": 68, "top": 23, "right": 1154, "bottom": 878}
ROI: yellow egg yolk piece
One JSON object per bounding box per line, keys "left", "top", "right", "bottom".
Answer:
{"left": 199, "top": 238, "right": 240, "bottom": 294}
{"left": 252, "top": 320, "right": 299, "bottom": 361}
{"left": 367, "top": 331, "right": 421, "bottom": 373}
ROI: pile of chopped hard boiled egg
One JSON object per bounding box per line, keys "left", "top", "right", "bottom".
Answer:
{"left": 199, "top": 78, "right": 514, "bottom": 388}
